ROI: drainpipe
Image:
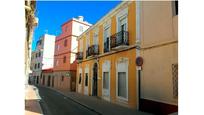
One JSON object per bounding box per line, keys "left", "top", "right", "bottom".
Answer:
{"left": 136, "top": 1, "right": 141, "bottom": 110}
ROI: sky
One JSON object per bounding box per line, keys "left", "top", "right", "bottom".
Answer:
{"left": 32, "top": 1, "right": 121, "bottom": 51}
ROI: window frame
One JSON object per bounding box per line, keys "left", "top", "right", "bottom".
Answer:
{"left": 116, "top": 58, "right": 129, "bottom": 101}
{"left": 63, "top": 56, "right": 66, "bottom": 63}
{"left": 64, "top": 39, "right": 67, "bottom": 47}
{"left": 38, "top": 63, "right": 40, "bottom": 68}
{"left": 116, "top": 8, "right": 128, "bottom": 33}
{"left": 61, "top": 76, "right": 64, "bottom": 82}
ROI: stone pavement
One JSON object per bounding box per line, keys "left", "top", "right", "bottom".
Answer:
{"left": 25, "top": 85, "right": 43, "bottom": 115}
{"left": 49, "top": 87, "right": 152, "bottom": 115}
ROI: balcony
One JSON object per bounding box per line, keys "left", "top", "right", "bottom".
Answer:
{"left": 110, "top": 31, "right": 129, "bottom": 50}
{"left": 86, "top": 45, "right": 99, "bottom": 58}
{"left": 76, "top": 52, "right": 83, "bottom": 60}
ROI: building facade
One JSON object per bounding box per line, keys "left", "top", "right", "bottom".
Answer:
{"left": 76, "top": 1, "right": 137, "bottom": 108}
{"left": 31, "top": 34, "right": 56, "bottom": 84}
{"left": 76, "top": 1, "right": 178, "bottom": 114}
{"left": 53, "top": 16, "right": 91, "bottom": 93}
{"left": 138, "top": 1, "right": 178, "bottom": 114}
{"left": 25, "top": 0, "right": 38, "bottom": 84}
{"left": 41, "top": 68, "right": 54, "bottom": 87}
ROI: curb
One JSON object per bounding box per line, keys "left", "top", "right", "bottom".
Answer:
{"left": 43, "top": 86, "right": 102, "bottom": 115}
{"left": 31, "top": 85, "right": 44, "bottom": 115}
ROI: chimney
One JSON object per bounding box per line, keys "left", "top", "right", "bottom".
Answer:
{"left": 78, "top": 16, "right": 84, "bottom": 21}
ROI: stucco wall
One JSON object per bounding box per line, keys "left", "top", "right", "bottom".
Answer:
{"left": 140, "top": 1, "right": 178, "bottom": 106}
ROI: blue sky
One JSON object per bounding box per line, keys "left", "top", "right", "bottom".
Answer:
{"left": 32, "top": 1, "right": 121, "bottom": 51}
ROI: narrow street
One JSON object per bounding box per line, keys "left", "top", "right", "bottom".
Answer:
{"left": 37, "top": 86, "right": 98, "bottom": 115}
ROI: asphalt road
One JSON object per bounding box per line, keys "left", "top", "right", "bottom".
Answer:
{"left": 37, "top": 86, "right": 98, "bottom": 115}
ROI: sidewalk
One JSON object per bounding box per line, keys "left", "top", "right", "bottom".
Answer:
{"left": 50, "top": 87, "right": 152, "bottom": 115}
{"left": 25, "top": 85, "right": 43, "bottom": 115}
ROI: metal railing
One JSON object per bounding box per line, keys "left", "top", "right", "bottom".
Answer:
{"left": 110, "top": 30, "right": 129, "bottom": 48}
{"left": 76, "top": 52, "right": 83, "bottom": 60}
{"left": 86, "top": 45, "right": 99, "bottom": 58}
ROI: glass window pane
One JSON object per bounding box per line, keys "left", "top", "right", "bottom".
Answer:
{"left": 118, "top": 72, "right": 127, "bottom": 98}
{"left": 103, "top": 72, "right": 109, "bottom": 89}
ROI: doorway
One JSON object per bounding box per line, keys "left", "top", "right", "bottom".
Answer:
{"left": 92, "top": 63, "right": 98, "bottom": 96}
{"left": 47, "top": 75, "right": 51, "bottom": 87}
{"left": 52, "top": 76, "right": 54, "bottom": 87}
{"left": 36, "top": 76, "right": 39, "bottom": 84}
{"left": 42, "top": 75, "right": 45, "bottom": 85}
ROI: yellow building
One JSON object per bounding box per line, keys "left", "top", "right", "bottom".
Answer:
{"left": 76, "top": 1, "right": 137, "bottom": 108}
{"left": 76, "top": 1, "right": 178, "bottom": 114}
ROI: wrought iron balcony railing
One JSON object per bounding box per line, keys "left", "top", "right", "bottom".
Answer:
{"left": 110, "top": 31, "right": 129, "bottom": 49}
{"left": 76, "top": 52, "right": 83, "bottom": 60}
{"left": 86, "top": 45, "right": 99, "bottom": 58}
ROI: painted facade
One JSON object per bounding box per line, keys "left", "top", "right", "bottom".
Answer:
{"left": 138, "top": 1, "right": 178, "bottom": 114}
{"left": 76, "top": 1, "right": 137, "bottom": 108}
{"left": 76, "top": 1, "right": 178, "bottom": 114}
{"left": 53, "top": 16, "right": 91, "bottom": 93}
{"left": 31, "top": 34, "right": 56, "bottom": 85}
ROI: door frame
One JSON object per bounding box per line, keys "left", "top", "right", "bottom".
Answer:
{"left": 78, "top": 68, "right": 82, "bottom": 93}
{"left": 92, "top": 63, "right": 98, "bottom": 96}
{"left": 84, "top": 65, "right": 89, "bottom": 95}
{"left": 102, "top": 60, "right": 111, "bottom": 101}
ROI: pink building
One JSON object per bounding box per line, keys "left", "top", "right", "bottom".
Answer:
{"left": 53, "top": 16, "right": 91, "bottom": 93}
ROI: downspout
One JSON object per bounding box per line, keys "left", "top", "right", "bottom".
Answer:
{"left": 136, "top": 1, "right": 141, "bottom": 110}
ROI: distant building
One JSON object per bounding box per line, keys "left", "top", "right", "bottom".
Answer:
{"left": 53, "top": 16, "right": 91, "bottom": 93}
{"left": 31, "top": 34, "right": 56, "bottom": 84}
{"left": 41, "top": 68, "right": 54, "bottom": 87}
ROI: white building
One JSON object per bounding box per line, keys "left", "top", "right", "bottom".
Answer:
{"left": 31, "top": 34, "right": 56, "bottom": 84}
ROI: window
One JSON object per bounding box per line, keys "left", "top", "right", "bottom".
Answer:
{"left": 57, "top": 45, "right": 60, "bottom": 51}
{"left": 56, "top": 60, "right": 59, "bottom": 66}
{"left": 93, "top": 31, "right": 98, "bottom": 45}
{"left": 103, "top": 72, "right": 109, "bottom": 89}
{"left": 38, "top": 40, "right": 41, "bottom": 45}
{"left": 118, "top": 72, "right": 127, "bottom": 98}
{"left": 79, "top": 26, "right": 83, "bottom": 32}
{"left": 78, "top": 74, "right": 82, "bottom": 84}
{"left": 65, "top": 26, "right": 68, "bottom": 32}
{"left": 39, "top": 52, "right": 41, "bottom": 57}
{"left": 119, "top": 16, "right": 127, "bottom": 31}
{"left": 104, "top": 27, "right": 110, "bottom": 52}
{"left": 172, "top": 63, "right": 178, "bottom": 98}
{"left": 85, "top": 73, "right": 88, "bottom": 86}
{"left": 38, "top": 63, "right": 40, "bottom": 68}
{"left": 79, "top": 39, "right": 83, "bottom": 52}
{"left": 61, "top": 76, "right": 64, "bottom": 81}
{"left": 172, "top": 1, "right": 178, "bottom": 16}
{"left": 63, "top": 56, "right": 66, "bottom": 63}
{"left": 64, "top": 39, "right": 67, "bottom": 47}
{"left": 35, "top": 64, "right": 37, "bottom": 69}
{"left": 116, "top": 8, "right": 128, "bottom": 33}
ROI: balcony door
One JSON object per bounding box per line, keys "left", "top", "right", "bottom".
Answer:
{"left": 104, "top": 26, "right": 110, "bottom": 52}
